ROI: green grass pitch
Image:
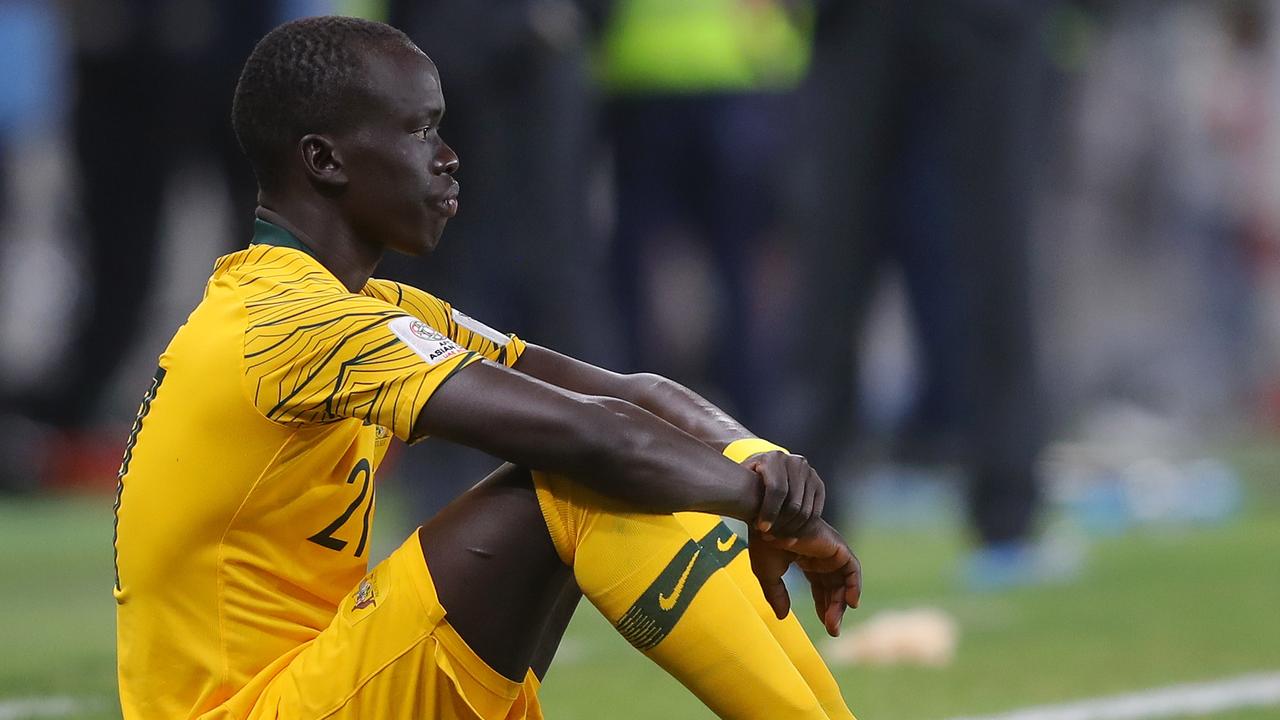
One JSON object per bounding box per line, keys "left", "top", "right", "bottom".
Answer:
{"left": 2, "top": 447, "right": 1278, "bottom": 719}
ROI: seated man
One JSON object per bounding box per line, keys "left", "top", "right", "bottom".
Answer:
{"left": 112, "top": 16, "right": 860, "bottom": 720}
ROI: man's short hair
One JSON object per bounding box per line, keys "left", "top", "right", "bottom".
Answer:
{"left": 232, "top": 16, "right": 422, "bottom": 190}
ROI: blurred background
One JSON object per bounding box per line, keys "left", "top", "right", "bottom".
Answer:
{"left": 1, "top": 0, "right": 1279, "bottom": 718}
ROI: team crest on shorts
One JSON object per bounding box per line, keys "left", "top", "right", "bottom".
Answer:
{"left": 353, "top": 575, "right": 378, "bottom": 611}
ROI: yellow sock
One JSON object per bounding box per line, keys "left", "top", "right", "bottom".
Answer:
{"left": 534, "top": 472, "right": 851, "bottom": 719}
{"left": 679, "top": 515, "right": 856, "bottom": 720}
{"left": 715, "top": 437, "right": 855, "bottom": 718}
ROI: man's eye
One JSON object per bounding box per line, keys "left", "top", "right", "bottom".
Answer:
{"left": 413, "top": 127, "right": 430, "bottom": 140}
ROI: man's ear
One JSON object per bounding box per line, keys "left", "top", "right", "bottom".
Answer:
{"left": 298, "top": 134, "right": 347, "bottom": 190}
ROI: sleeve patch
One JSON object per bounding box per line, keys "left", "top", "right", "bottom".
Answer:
{"left": 451, "top": 308, "right": 511, "bottom": 346}
{"left": 388, "top": 316, "right": 467, "bottom": 366}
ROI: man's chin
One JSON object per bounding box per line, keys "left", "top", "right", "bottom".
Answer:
{"left": 391, "top": 231, "right": 442, "bottom": 257}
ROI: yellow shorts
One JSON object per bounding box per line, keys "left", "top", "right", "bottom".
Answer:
{"left": 240, "top": 533, "right": 543, "bottom": 720}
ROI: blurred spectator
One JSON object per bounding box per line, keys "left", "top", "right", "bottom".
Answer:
{"left": 0, "top": 0, "right": 63, "bottom": 208}
{"left": 385, "top": 0, "right": 614, "bottom": 515}
{"left": 386, "top": 0, "right": 613, "bottom": 361}
{"left": 769, "top": 0, "right": 1055, "bottom": 584}
{"left": 0, "top": 0, "right": 67, "bottom": 492}
{"left": 1021, "top": 0, "right": 1276, "bottom": 546}
{"left": 598, "top": 0, "right": 811, "bottom": 425}
{"left": 1, "top": 0, "right": 289, "bottom": 490}
{"left": 1039, "top": 0, "right": 1270, "bottom": 430}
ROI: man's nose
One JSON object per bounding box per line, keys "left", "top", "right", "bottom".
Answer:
{"left": 434, "top": 143, "right": 460, "bottom": 175}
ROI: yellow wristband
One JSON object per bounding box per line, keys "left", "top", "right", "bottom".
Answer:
{"left": 722, "top": 438, "right": 788, "bottom": 464}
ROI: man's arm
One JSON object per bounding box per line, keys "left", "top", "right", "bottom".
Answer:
{"left": 513, "top": 344, "right": 749, "bottom": 449}
{"left": 513, "top": 344, "right": 825, "bottom": 535}
{"left": 413, "top": 359, "right": 767, "bottom": 522}
{"left": 416, "top": 351, "right": 858, "bottom": 626}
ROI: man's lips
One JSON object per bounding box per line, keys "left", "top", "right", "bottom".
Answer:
{"left": 434, "top": 183, "right": 460, "bottom": 218}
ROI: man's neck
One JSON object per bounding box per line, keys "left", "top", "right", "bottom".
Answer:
{"left": 255, "top": 204, "right": 381, "bottom": 292}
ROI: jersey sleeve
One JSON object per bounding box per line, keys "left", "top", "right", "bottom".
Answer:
{"left": 240, "top": 288, "right": 481, "bottom": 442}
{"left": 362, "top": 279, "right": 527, "bottom": 367}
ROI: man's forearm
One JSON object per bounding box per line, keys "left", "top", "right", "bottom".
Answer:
{"left": 415, "top": 359, "right": 761, "bottom": 520}
{"left": 505, "top": 346, "right": 821, "bottom": 535}
{"left": 579, "top": 395, "right": 761, "bottom": 519}
{"left": 620, "top": 372, "right": 753, "bottom": 450}
{"left": 513, "top": 345, "right": 760, "bottom": 450}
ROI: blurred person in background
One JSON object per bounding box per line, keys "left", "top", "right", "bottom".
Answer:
{"left": 0, "top": 0, "right": 67, "bottom": 491}
{"left": 0, "top": 0, "right": 292, "bottom": 491}
{"left": 0, "top": 0, "right": 61, "bottom": 229}
{"left": 768, "top": 0, "right": 1057, "bottom": 587}
{"left": 598, "top": 0, "right": 811, "bottom": 427}
{"left": 1024, "top": 0, "right": 1272, "bottom": 535}
{"left": 384, "top": 0, "right": 615, "bottom": 516}
{"left": 1041, "top": 0, "right": 1271, "bottom": 429}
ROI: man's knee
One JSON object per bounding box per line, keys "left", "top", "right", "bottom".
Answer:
{"left": 419, "top": 464, "right": 553, "bottom": 565}
{"left": 415, "top": 463, "right": 574, "bottom": 681}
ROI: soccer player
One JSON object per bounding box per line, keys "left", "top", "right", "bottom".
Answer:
{"left": 113, "top": 16, "right": 860, "bottom": 720}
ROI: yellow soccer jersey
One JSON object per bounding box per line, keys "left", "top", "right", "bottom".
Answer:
{"left": 114, "top": 219, "right": 526, "bottom": 719}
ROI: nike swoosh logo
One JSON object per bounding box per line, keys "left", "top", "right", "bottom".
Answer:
{"left": 658, "top": 550, "right": 700, "bottom": 611}
{"left": 716, "top": 534, "right": 737, "bottom": 553}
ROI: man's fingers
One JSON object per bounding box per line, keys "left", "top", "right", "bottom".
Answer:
{"left": 796, "top": 545, "right": 848, "bottom": 574}
{"left": 790, "top": 527, "right": 847, "bottom": 568}
{"left": 789, "top": 520, "right": 862, "bottom": 619}
{"left": 748, "top": 452, "right": 828, "bottom": 537}
{"left": 800, "top": 552, "right": 861, "bottom": 608}
{"left": 798, "top": 481, "right": 818, "bottom": 529}
{"left": 825, "top": 593, "right": 846, "bottom": 637}
{"left": 810, "top": 579, "right": 826, "bottom": 631}
{"left": 775, "top": 496, "right": 805, "bottom": 537}
{"left": 762, "top": 577, "right": 791, "bottom": 620}
{"left": 768, "top": 455, "right": 823, "bottom": 537}
{"left": 748, "top": 528, "right": 794, "bottom": 619}
{"left": 754, "top": 519, "right": 860, "bottom": 634}
{"left": 773, "top": 461, "right": 810, "bottom": 536}
{"left": 753, "top": 457, "right": 787, "bottom": 532}
{"left": 846, "top": 552, "right": 863, "bottom": 609}
{"left": 806, "top": 572, "right": 846, "bottom": 637}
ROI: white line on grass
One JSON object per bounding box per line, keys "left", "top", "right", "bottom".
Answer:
{"left": 945, "top": 671, "right": 1280, "bottom": 720}
{"left": 2, "top": 673, "right": 1278, "bottom": 720}
{"left": 0, "top": 697, "right": 82, "bottom": 720}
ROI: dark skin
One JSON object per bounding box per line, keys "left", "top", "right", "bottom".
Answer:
{"left": 260, "top": 43, "right": 860, "bottom": 681}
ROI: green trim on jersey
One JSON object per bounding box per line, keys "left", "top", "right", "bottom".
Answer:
{"left": 250, "top": 218, "right": 319, "bottom": 259}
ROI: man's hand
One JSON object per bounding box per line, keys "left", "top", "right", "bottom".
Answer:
{"left": 748, "top": 520, "right": 861, "bottom": 637}
{"left": 744, "top": 451, "right": 826, "bottom": 537}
